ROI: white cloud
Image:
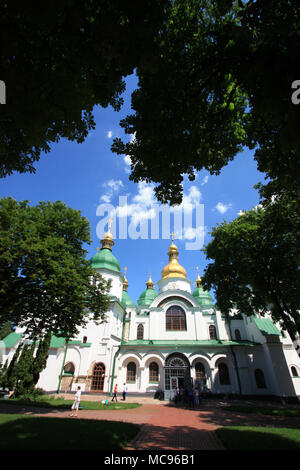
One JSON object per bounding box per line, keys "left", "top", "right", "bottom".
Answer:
{"left": 133, "top": 181, "right": 156, "bottom": 207}
{"left": 124, "top": 155, "right": 132, "bottom": 174}
{"left": 201, "top": 175, "right": 209, "bottom": 186}
{"left": 100, "top": 179, "right": 124, "bottom": 203}
{"left": 215, "top": 202, "right": 232, "bottom": 214}
{"left": 107, "top": 130, "right": 113, "bottom": 138}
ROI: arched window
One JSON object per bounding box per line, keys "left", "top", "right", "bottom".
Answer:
{"left": 218, "top": 362, "right": 230, "bottom": 385}
{"left": 91, "top": 362, "right": 105, "bottom": 391}
{"left": 209, "top": 325, "right": 217, "bottom": 340}
{"left": 127, "top": 362, "right": 136, "bottom": 382}
{"left": 195, "top": 362, "right": 206, "bottom": 380}
{"left": 149, "top": 362, "right": 159, "bottom": 382}
{"left": 83, "top": 336, "right": 87, "bottom": 344}
{"left": 63, "top": 362, "right": 75, "bottom": 375}
{"left": 235, "top": 329, "right": 241, "bottom": 341}
{"left": 254, "top": 368, "right": 266, "bottom": 388}
{"left": 291, "top": 366, "right": 298, "bottom": 377}
{"left": 166, "top": 306, "right": 186, "bottom": 331}
{"left": 137, "top": 324, "right": 144, "bottom": 340}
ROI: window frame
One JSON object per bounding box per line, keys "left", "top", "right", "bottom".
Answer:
{"left": 149, "top": 362, "right": 159, "bottom": 383}
{"left": 166, "top": 305, "right": 187, "bottom": 331}
{"left": 126, "top": 361, "right": 137, "bottom": 383}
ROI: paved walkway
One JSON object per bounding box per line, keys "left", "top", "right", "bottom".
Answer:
{"left": 1, "top": 395, "right": 300, "bottom": 451}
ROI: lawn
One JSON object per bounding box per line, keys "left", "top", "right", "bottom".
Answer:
{"left": 216, "top": 426, "right": 300, "bottom": 450}
{"left": 0, "top": 413, "right": 140, "bottom": 450}
{"left": 0, "top": 396, "right": 141, "bottom": 411}
{"left": 222, "top": 405, "right": 300, "bottom": 418}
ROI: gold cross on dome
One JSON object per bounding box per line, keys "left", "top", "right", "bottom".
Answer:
{"left": 124, "top": 266, "right": 127, "bottom": 275}
{"left": 170, "top": 232, "right": 175, "bottom": 242}
{"left": 108, "top": 218, "right": 113, "bottom": 232}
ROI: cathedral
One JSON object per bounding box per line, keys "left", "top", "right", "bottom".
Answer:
{"left": 2, "top": 227, "right": 300, "bottom": 401}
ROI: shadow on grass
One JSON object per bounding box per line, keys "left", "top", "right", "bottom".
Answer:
{"left": 216, "top": 426, "right": 300, "bottom": 450}
{"left": 0, "top": 414, "right": 140, "bottom": 451}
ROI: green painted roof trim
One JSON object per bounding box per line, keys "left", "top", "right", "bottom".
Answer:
{"left": 253, "top": 318, "right": 281, "bottom": 336}
{"left": 1, "top": 333, "right": 91, "bottom": 349}
{"left": 1, "top": 332, "right": 23, "bottom": 348}
{"left": 121, "top": 339, "right": 256, "bottom": 347}
{"left": 50, "top": 336, "right": 66, "bottom": 348}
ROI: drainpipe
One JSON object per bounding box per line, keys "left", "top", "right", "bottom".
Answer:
{"left": 109, "top": 303, "right": 126, "bottom": 397}
{"left": 227, "top": 316, "right": 242, "bottom": 395}
{"left": 110, "top": 345, "right": 121, "bottom": 397}
{"left": 57, "top": 339, "right": 69, "bottom": 394}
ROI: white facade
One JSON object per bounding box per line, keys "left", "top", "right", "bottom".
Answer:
{"left": 1, "top": 239, "right": 300, "bottom": 402}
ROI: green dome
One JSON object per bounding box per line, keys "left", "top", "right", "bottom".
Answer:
{"left": 138, "top": 288, "right": 158, "bottom": 306}
{"left": 90, "top": 248, "right": 120, "bottom": 273}
{"left": 192, "top": 286, "right": 214, "bottom": 307}
{"left": 121, "top": 290, "right": 136, "bottom": 308}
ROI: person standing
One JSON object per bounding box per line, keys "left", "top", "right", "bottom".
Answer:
{"left": 111, "top": 383, "right": 118, "bottom": 402}
{"left": 194, "top": 387, "right": 200, "bottom": 407}
{"left": 70, "top": 386, "right": 81, "bottom": 417}
{"left": 122, "top": 383, "right": 127, "bottom": 401}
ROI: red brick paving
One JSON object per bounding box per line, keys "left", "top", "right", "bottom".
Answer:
{"left": 1, "top": 399, "right": 299, "bottom": 451}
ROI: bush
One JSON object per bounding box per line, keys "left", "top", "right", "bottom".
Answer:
{"left": 11, "top": 387, "right": 45, "bottom": 401}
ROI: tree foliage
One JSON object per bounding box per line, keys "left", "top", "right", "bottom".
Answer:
{"left": 202, "top": 190, "right": 300, "bottom": 340}
{"left": 1, "top": 1, "right": 299, "bottom": 201}
{"left": 0, "top": 0, "right": 169, "bottom": 177}
{"left": 112, "top": 0, "right": 300, "bottom": 204}
{"left": 0, "top": 197, "right": 111, "bottom": 339}
{"left": 0, "top": 321, "right": 13, "bottom": 340}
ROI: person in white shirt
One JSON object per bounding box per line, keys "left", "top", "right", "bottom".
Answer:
{"left": 70, "top": 386, "right": 81, "bottom": 417}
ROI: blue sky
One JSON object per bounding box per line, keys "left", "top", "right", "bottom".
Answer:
{"left": 0, "top": 74, "right": 264, "bottom": 304}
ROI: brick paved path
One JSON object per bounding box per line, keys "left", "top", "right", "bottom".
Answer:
{"left": 1, "top": 398, "right": 299, "bottom": 451}
{"left": 124, "top": 405, "right": 225, "bottom": 450}
{"left": 0, "top": 401, "right": 224, "bottom": 450}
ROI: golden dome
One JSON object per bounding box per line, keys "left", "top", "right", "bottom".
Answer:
{"left": 146, "top": 271, "right": 155, "bottom": 289}
{"left": 195, "top": 267, "right": 202, "bottom": 287}
{"left": 101, "top": 219, "right": 114, "bottom": 250}
{"left": 123, "top": 267, "right": 128, "bottom": 291}
{"left": 161, "top": 236, "right": 186, "bottom": 279}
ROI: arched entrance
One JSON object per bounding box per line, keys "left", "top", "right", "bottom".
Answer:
{"left": 164, "top": 352, "right": 191, "bottom": 400}
{"left": 91, "top": 363, "right": 105, "bottom": 392}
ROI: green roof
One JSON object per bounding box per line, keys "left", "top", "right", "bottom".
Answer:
{"left": 192, "top": 287, "right": 214, "bottom": 306}
{"left": 121, "top": 339, "right": 256, "bottom": 347}
{"left": 138, "top": 287, "right": 158, "bottom": 306}
{"left": 253, "top": 318, "right": 281, "bottom": 336}
{"left": 90, "top": 248, "right": 121, "bottom": 273}
{"left": 50, "top": 335, "right": 66, "bottom": 348}
{"left": 1, "top": 333, "right": 91, "bottom": 349}
{"left": 1, "top": 332, "right": 23, "bottom": 348}
{"left": 121, "top": 290, "right": 136, "bottom": 308}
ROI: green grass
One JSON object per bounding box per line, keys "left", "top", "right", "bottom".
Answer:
{"left": 216, "top": 426, "right": 300, "bottom": 450}
{"left": 222, "top": 405, "right": 300, "bottom": 417}
{"left": 0, "top": 413, "right": 139, "bottom": 450}
{"left": 0, "top": 396, "right": 141, "bottom": 410}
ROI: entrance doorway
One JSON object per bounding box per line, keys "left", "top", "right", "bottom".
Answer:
{"left": 164, "top": 353, "right": 191, "bottom": 400}
{"left": 91, "top": 363, "right": 105, "bottom": 392}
